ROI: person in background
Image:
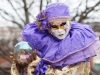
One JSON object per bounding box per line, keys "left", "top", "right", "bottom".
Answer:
{"left": 11, "top": 3, "right": 100, "bottom": 75}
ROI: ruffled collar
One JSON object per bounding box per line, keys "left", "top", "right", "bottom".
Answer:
{"left": 22, "top": 21, "right": 97, "bottom": 63}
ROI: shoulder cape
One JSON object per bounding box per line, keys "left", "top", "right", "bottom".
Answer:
{"left": 21, "top": 21, "right": 100, "bottom": 67}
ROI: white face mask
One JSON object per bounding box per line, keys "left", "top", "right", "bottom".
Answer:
{"left": 50, "top": 21, "right": 71, "bottom": 40}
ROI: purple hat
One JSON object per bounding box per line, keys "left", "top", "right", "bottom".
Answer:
{"left": 45, "top": 3, "right": 70, "bottom": 21}
{"left": 36, "top": 3, "right": 70, "bottom": 30}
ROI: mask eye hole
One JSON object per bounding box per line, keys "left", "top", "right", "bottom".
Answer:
{"left": 60, "top": 22, "right": 66, "bottom": 26}
{"left": 49, "top": 23, "right": 57, "bottom": 28}
{"left": 51, "top": 25, "right": 58, "bottom": 28}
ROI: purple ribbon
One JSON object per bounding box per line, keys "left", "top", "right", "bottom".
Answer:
{"left": 37, "top": 11, "right": 50, "bottom": 30}
{"left": 34, "top": 60, "right": 48, "bottom": 75}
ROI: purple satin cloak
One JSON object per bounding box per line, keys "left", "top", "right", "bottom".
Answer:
{"left": 21, "top": 21, "right": 100, "bottom": 67}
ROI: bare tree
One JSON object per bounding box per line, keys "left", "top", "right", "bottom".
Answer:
{"left": 0, "top": 0, "right": 41, "bottom": 74}
{"left": 40, "top": 0, "right": 43, "bottom": 12}
{"left": 71, "top": 0, "right": 100, "bottom": 23}
{"left": 0, "top": 0, "right": 35, "bottom": 29}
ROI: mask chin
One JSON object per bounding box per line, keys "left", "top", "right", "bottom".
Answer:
{"left": 57, "top": 35, "right": 66, "bottom": 40}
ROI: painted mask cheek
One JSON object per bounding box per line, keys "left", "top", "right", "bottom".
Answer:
{"left": 51, "top": 29, "right": 56, "bottom": 34}
{"left": 60, "top": 25, "right": 65, "bottom": 29}
{"left": 63, "top": 25, "right": 67, "bottom": 31}
{"left": 64, "top": 21, "right": 71, "bottom": 30}
{"left": 51, "top": 28, "right": 62, "bottom": 37}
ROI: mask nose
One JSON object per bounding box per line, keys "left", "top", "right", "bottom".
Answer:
{"left": 58, "top": 29, "right": 63, "bottom": 33}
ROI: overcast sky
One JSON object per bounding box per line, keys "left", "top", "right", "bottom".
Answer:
{"left": 0, "top": 0, "right": 100, "bottom": 27}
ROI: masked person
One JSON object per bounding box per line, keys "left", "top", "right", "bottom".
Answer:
{"left": 11, "top": 3, "right": 100, "bottom": 75}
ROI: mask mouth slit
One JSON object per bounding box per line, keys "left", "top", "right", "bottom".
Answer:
{"left": 59, "top": 34, "right": 64, "bottom": 36}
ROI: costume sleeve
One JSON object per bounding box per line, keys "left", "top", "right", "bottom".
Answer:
{"left": 20, "top": 23, "right": 40, "bottom": 49}
{"left": 20, "top": 23, "right": 50, "bottom": 57}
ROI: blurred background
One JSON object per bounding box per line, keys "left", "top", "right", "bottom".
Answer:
{"left": 0, "top": 0, "right": 100, "bottom": 75}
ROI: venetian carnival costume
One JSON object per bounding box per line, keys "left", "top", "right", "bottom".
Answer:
{"left": 11, "top": 3, "right": 100, "bottom": 75}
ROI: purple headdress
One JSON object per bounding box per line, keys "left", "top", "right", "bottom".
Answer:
{"left": 36, "top": 3, "right": 70, "bottom": 30}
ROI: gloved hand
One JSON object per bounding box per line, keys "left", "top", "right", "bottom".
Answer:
{"left": 10, "top": 50, "right": 38, "bottom": 75}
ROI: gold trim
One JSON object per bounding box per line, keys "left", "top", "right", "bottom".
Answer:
{"left": 49, "top": 18, "right": 71, "bottom": 23}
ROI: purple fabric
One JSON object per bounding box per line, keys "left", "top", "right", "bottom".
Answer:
{"left": 34, "top": 60, "right": 48, "bottom": 75}
{"left": 37, "top": 11, "right": 50, "bottom": 30}
{"left": 44, "top": 3, "right": 70, "bottom": 20}
{"left": 36, "top": 3, "right": 70, "bottom": 30}
{"left": 49, "top": 37, "right": 100, "bottom": 67}
{"left": 21, "top": 21, "right": 100, "bottom": 67}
